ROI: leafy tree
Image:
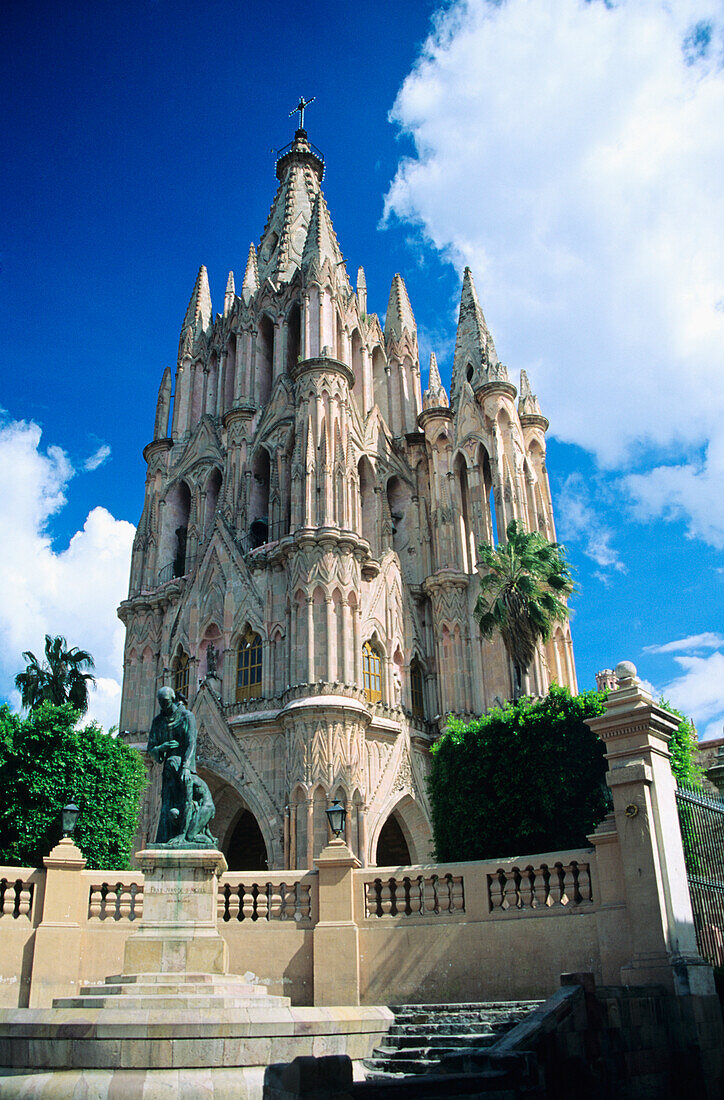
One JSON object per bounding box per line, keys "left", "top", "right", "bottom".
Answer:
{"left": 475, "top": 520, "right": 574, "bottom": 697}
{"left": 0, "top": 703, "right": 146, "bottom": 869}
{"left": 15, "top": 634, "right": 96, "bottom": 715}
{"left": 429, "top": 685, "right": 608, "bottom": 862}
{"left": 658, "top": 696, "right": 703, "bottom": 787}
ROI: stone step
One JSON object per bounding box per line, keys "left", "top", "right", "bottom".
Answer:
{"left": 55, "top": 993, "right": 291, "bottom": 1011}
{"left": 364, "top": 1056, "right": 445, "bottom": 1075}
{"left": 382, "top": 1033, "right": 499, "bottom": 1050}
{"left": 388, "top": 1022, "right": 498, "bottom": 1037}
{"left": 102, "top": 972, "right": 251, "bottom": 985}
{"left": 76, "top": 981, "right": 271, "bottom": 998}
{"left": 390, "top": 1001, "right": 541, "bottom": 1014}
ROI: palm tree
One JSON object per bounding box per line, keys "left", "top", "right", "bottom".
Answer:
{"left": 15, "top": 634, "right": 96, "bottom": 715}
{"left": 475, "top": 520, "right": 574, "bottom": 698}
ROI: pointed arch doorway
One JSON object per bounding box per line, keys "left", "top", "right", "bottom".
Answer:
{"left": 225, "top": 808, "right": 269, "bottom": 871}
{"left": 376, "top": 813, "right": 411, "bottom": 866}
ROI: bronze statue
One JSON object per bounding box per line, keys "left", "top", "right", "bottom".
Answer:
{"left": 146, "top": 686, "right": 217, "bottom": 848}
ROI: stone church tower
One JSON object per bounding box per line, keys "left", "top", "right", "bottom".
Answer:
{"left": 118, "top": 125, "right": 576, "bottom": 870}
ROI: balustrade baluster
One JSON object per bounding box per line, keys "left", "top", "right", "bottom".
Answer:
{"left": 548, "top": 864, "right": 564, "bottom": 906}
{"left": 501, "top": 870, "right": 517, "bottom": 910}
{"left": 577, "top": 863, "right": 592, "bottom": 902}
{"left": 1, "top": 880, "right": 16, "bottom": 917}
{"left": 228, "top": 885, "right": 241, "bottom": 921}
{"left": 241, "top": 884, "right": 255, "bottom": 920}
{"left": 89, "top": 886, "right": 102, "bottom": 920}
{"left": 118, "top": 885, "right": 132, "bottom": 921}
{"left": 488, "top": 872, "right": 503, "bottom": 910}
{"left": 281, "top": 883, "right": 295, "bottom": 920}
{"left": 298, "top": 883, "right": 311, "bottom": 921}
{"left": 104, "top": 884, "right": 118, "bottom": 921}
{"left": 540, "top": 865, "right": 554, "bottom": 907}
{"left": 413, "top": 875, "right": 424, "bottom": 915}
{"left": 450, "top": 876, "right": 464, "bottom": 912}
{"left": 269, "top": 881, "right": 282, "bottom": 918}
{"left": 380, "top": 879, "right": 393, "bottom": 917}
{"left": 520, "top": 867, "right": 535, "bottom": 908}
{"left": 531, "top": 867, "right": 546, "bottom": 908}
{"left": 441, "top": 874, "right": 454, "bottom": 912}
{"left": 562, "top": 863, "right": 575, "bottom": 906}
{"left": 131, "top": 883, "right": 143, "bottom": 920}
{"left": 18, "top": 884, "right": 32, "bottom": 918}
{"left": 256, "top": 884, "right": 269, "bottom": 921}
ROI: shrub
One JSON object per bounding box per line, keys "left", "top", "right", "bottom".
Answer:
{"left": 429, "top": 685, "right": 609, "bottom": 862}
{"left": 0, "top": 703, "right": 147, "bottom": 869}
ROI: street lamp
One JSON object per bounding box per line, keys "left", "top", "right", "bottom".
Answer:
{"left": 326, "top": 800, "right": 346, "bottom": 840}
{"left": 61, "top": 802, "right": 80, "bottom": 838}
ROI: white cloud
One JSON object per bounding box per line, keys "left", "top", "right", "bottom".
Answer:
{"left": 84, "top": 443, "right": 111, "bottom": 472}
{"left": 555, "top": 472, "right": 625, "bottom": 575}
{"left": 660, "top": 650, "right": 724, "bottom": 741}
{"left": 385, "top": 0, "right": 724, "bottom": 545}
{"left": 0, "top": 417, "right": 135, "bottom": 731}
{"left": 644, "top": 632, "right": 724, "bottom": 654}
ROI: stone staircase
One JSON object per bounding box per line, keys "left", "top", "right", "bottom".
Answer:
{"left": 364, "top": 1001, "right": 542, "bottom": 1081}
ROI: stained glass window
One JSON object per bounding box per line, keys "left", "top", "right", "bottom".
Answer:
{"left": 362, "top": 641, "right": 382, "bottom": 703}
{"left": 236, "top": 626, "right": 263, "bottom": 702}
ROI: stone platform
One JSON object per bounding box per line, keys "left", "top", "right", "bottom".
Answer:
{"left": 0, "top": 846, "right": 392, "bottom": 1098}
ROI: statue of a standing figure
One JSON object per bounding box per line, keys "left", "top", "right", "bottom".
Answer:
{"left": 146, "top": 686, "right": 217, "bottom": 848}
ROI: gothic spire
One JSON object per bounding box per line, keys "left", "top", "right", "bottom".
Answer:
{"left": 224, "top": 271, "right": 235, "bottom": 315}
{"left": 451, "top": 267, "right": 507, "bottom": 404}
{"left": 181, "top": 265, "right": 212, "bottom": 338}
{"left": 242, "top": 244, "right": 259, "bottom": 301}
{"left": 385, "top": 273, "right": 416, "bottom": 342}
{"left": 423, "top": 352, "right": 449, "bottom": 410}
{"left": 357, "top": 266, "right": 367, "bottom": 315}
{"left": 257, "top": 127, "right": 325, "bottom": 286}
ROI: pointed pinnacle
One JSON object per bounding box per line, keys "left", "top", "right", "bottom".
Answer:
{"left": 182, "top": 265, "right": 212, "bottom": 334}
{"left": 224, "top": 271, "right": 235, "bottom": 314}
{"left": 301, "top": 191, "right": 343, "bottom": 272}
{"left": 423, "top": 351, "right": 449, "bottom": 410}
{"left": 385, "top": 273, "right": 416, "bottom": 341}
{"left": 518, "top": 369, "right": 544, "bottom": 418}
{"left": 242, "top": 244, "right": 259, "bottom": 299}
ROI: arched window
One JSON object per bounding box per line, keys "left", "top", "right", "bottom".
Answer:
{"left": 172, "top": 651, "right": 190, "bottom": 701}
{"left": 410, "top": 658, "right": 424, "bottom": 718}
{"left": 236, "top": 626, "right": 263, "bottom": 702}
{"left": 362, "top": 640, "right": 382, "bottom": 703}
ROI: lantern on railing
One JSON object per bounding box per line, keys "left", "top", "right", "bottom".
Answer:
{"left": 326, "top": 800, "right": 346, "bottom": 839}
{"left": 61, "top": 802, "right": 80, "bottom": 838}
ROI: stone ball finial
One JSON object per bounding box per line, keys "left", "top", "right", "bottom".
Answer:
{"left": 614, "top": 660, "right": 637, "bottom": 682}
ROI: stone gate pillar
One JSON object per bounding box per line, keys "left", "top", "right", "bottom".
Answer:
{"left": 585, "top": 661, "right": 713, "bottom": 996}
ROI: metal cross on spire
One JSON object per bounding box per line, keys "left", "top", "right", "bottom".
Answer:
{"left": 290, "top": 95, "right": 315, "bottom": 131}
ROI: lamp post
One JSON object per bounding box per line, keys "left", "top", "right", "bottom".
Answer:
{"left": 325, "top": 799, "right": 346, "bottom": 840}
{"left": 61, "top": 802, "right": 80, "bottom": 838}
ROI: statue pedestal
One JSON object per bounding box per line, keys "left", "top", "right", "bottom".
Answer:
{"left": 123, "top": 848, "right": 228, "bottom": 975}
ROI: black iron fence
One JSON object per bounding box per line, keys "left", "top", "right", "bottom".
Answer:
{"left": 676, "top": 779, "right": 724, "bottom": 968}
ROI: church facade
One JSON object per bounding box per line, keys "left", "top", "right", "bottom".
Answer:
{"left": 118, "top": 125, "right": 576, "bottom": 871}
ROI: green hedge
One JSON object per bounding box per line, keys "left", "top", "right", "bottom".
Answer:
{"left": 0, "top": 703, "right": 147, "bottom": 870}
{"left": 429, "top": 685, "right": 609, "bottom": 862}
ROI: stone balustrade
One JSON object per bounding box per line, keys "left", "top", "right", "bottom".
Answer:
{"left": 488, "top": 860, "right": 593, "bottom": 912}
{"left": 217, "top": 872, "right": 315, "bottom": 923}
{"left": 87, "top": 875, "right": 144, "bottom": 921}
{"left": 0, "top": 871, "right": 36, "bottom": 921}
{"left": 362, "top": 871, "right": 465, "bottom": 918}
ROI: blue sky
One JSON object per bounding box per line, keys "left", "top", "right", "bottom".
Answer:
{"left": 2, "top": 0, "right": 723, "bottom": 737}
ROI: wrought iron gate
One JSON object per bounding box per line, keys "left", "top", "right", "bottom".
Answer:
{"left": 675, "top": 780, "right": 724, "bottom": 968}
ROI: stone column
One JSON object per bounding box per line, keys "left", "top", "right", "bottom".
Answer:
{"left": 314, "top": 838, "right": 361, "bottom": 1005}
{"left": 28, "top": 838, "right": 87, "bottom": 1007}
{"left": 341, "top": 598, "right": 351, "bottom": 684}
{"left": 325, "top": 596, "right": 335, "bottom": 682}
{"left": 585, "top": 661, "right": 713, "bottom": 995}
{"left": 306, "top": 797, "right": 314, "bottom": 869}
{"left": 306, "top": 596, "right": 314, "bottom": 683}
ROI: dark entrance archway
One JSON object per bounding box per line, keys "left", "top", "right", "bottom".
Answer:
{"left": 225, "top": 809, "right": 269, "bottom": 871}
{"left": 376, "top": 813, "right": 411, "bottom": 866}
